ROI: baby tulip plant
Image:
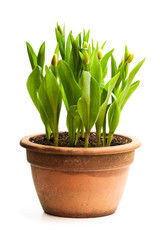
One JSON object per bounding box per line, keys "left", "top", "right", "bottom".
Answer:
{"left": 26, "top": 23, "right": 145, "bottom": 147}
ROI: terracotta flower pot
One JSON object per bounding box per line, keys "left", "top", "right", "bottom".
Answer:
{"left": 20, "top": 133, "right": 141, "bottom": 218}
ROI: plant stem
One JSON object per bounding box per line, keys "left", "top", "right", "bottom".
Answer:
{"left": 54, "top": 123, "right": 59, "bottom": 146}
{"left": 69, "top": 121, "right": 75, "bottom": 146}
{"left": 46, "top": 127, "right": 51, "bottom": 140}
{"left": 54, "top": 133, "right": 59, "bottom": 146}
{"left": 53, "top": 112, "right": 59, "bottom": 146}
{"left": 70, "top": 138, "right": 74, "bottom": 147}
{"left": 107, "top": 132, "right": 113, "bottom": 146}
{"left": 103, "top": 132, "right": 106, "bottom": 147}
{"left": 96, "top": 132, "right": 101, "bottom": 147}
{"left": 75, "top": 127, "right": 80, "bottom": 146}
{"left": 103, "top": 114, "right": 107, "bottom": 147}
{"left": 84, "top": 132, "right": 89, "bottom": 147}
{"left": 81, "top": 125, "right": 84, "bottom": 138}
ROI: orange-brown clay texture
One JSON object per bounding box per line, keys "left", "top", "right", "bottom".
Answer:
{"left": 31, "top": 165, "right": 130, "bottom": 217}
{"left": 20, "top": 133, "right": 141, "bottom": 218}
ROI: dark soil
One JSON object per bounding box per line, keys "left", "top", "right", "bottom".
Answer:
{"left": 30, "top": 132, "right": 131, "bottom": 147}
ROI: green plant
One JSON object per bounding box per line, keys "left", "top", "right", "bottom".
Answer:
{"left": 26, "top": 23, "right": 145, "bottom": 147}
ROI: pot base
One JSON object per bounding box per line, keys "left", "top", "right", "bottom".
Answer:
{"left": 43, "top": 209, "right": 116, "bottom": 218}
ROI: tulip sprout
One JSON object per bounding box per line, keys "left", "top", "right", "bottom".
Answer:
{"left": 26, "top": 24, "right": 145, "bottom": 147}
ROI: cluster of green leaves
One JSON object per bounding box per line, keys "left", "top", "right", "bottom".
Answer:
{"left": 26, "top": 41, "right": 62, "bottom": 145}
{"left": 26, "top": 23, "right": 145, "bottom": 147}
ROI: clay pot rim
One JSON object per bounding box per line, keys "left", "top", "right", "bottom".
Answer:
{"left": 20, "top": 132, "right": 141, "bottom": 155}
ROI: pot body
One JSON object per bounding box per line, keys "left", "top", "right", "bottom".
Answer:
{"left": 20, "top": 134, "right": 141, "bottom": 218}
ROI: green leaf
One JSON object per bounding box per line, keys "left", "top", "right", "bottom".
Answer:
{"left": 57, "top": 60, "right": 81, "bottom": 107}
{"left": 127, "top": 58, "right": 145, "bottom": 86}
{"left": 38, "top": 66, "right": 62, "bottom": 145}
{"left": 76, "top": 32, "right": 82, "bottom": 49}
{"left": 69, "top": 39, "right": 82, "bottom": 80}
{"left": 37, "top": 42, "right": 45, "bottom": 70}
{"left": 101, "top": 88, "right": 108, "bottom": 105}
{"left": 90, "top": 50, "right": 102, "bottom": 84}
{"left": 101, "top": 41, "right": 107, "bottom": 50}
{"left": 38, "top": 77, "right": 55, "bottom": 134}
{"left": 45, "top": 66, "right": 61, "bottom": 119}
{"left": 118, "top": 58, "right": 145, "bottom": 108}
{"left": 27, "top": 66, "right": 42, "bottom": 110}
{"left": 77, "top": 71, "right": 100, "bottom": 132}
{"left": 108, "top": 101, "right": 121, "bottom": 134}
{"left": 92, "top": 39, "right": 95, "bottom": 51}
{"left": 124, "top": 45, "right": 129, "bottom": 59}
{"left": 111, "top": 54, "right": 117, "bottom": 77}
{"left": 80, "top": 71, "right": 90, "bottom": 103}
{"left": 77, "top": 97, "right": 88, "bottom": 130}
{"left": 124, "top": 63, "right": 129, "bottom": 79}
{"left": 79, "top": 51, "right": 84, "bottom": 62}
{"left": 60, "top": 84, "right": 69, "bottom": 112}
{"left": 54, "top": 43, "right": 59, "bottom": 59}
{"left": 83, "top": 29, "right": 90, "bottom": 43}
{"left": 67, "top": 105, "right": 80, "bottom": 146}
{"left": 38, "top": 102, "right": 51, "bottom": 139}
{"left": 70, "top": 32, "right": 74, "bottom": 43}
{"left": 83, "top": 28, "right": 85, "bottom": 42}
{"left": 26, "top": 66, "right": 51, "bottom": 139}
{"left": 96, "top": 72, "right": 120, "bottom": 139}
{"left": 96, "top": 72, "right": 120, "bottom": 147}
{"left": 78, "top": 71, "right": 90, "bottom": 131}
{"left": 104, "top": 72, "right": 120, "bottom": 96}
{"left": 120, "top": 80, "right": 140, "bottom": 110}
{"left": 57, "top": 91, "right": 62, "bottom": 123}
{"left": 50, "top": 43, "right": 59, "bottom": 78}
{"left": 101, "top": 48, "right": 114, "bottom": 79}
{"left": 55, "top": 28, "right": 65, "bottom": 59}
{"left": 26, "top": 42, "right": 37, "bottom": 70}
{"left": 63, "top": 24, "right": 65, "bottom": 37}
{"left": 88, "top": 43, "right": 91, "bottom": 57}
{"left": 116, "top": 62, "right": 126, "bottom": 90}
{"left": 107, "top": 101, "right": 121, "bottom": 146}
{"left": 89, "top": 77, "right": 100, "bottom": 130}
{"left": 96, "top": 41, "right": 99, "bottom": 51}
{"left": 85, "top": 29, "right": 90, "bottom": 43}
{"left": 65, "top": 31, "right": 72, "bottom": 63}
{"left": 45, "top": 66, "right": 62, "bottom": 140}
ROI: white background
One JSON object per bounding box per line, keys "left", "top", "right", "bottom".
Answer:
{"left": 0, "top": 0, "right": 160, "bottom": 239}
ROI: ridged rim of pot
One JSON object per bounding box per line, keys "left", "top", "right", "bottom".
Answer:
{"left": 20, "top": 133, "right": 141, "bottom": 155}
